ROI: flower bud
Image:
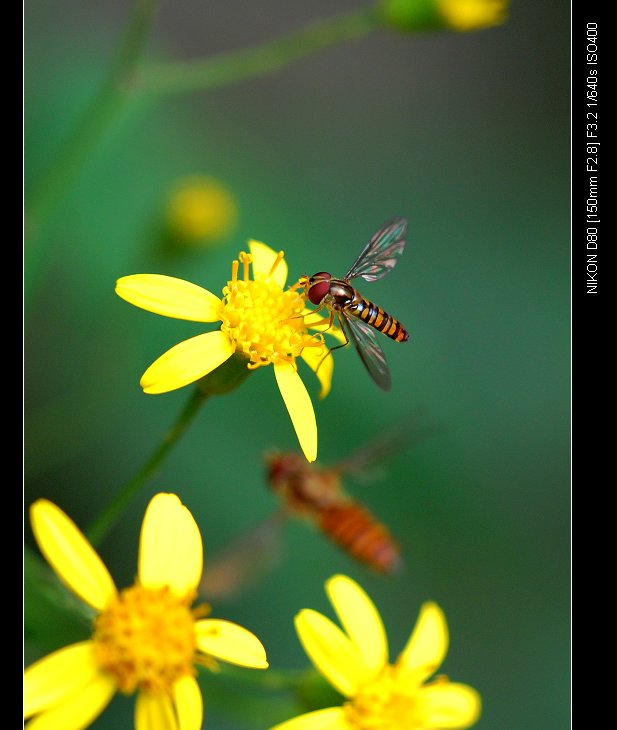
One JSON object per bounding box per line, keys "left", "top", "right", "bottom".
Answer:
{"left": 378, "top": 0, "right": 508, "bottom": 33}
{"left": 165, "top": 175, "right": 238, "bottom": 247}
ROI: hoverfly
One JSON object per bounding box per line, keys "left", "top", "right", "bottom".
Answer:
{"left": 199, "top": 424, "right": 432, "bottom": 601}
{"left": 265, "top": 450, "right": 402, "bottom": 575}
{"left": 304, "top": 217, "right": 409, "bottom": 391}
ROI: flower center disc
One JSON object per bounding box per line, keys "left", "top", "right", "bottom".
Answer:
{"left": 93, "top": 585, "right": 197, "bottom": 695}
{"left": 219, "top": 253, "right": 319, "bottom": 369}
{"left": 344, "top": 667, "right": 417, "bottom": 730}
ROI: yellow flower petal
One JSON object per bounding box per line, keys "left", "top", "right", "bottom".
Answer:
{"left": 273, "top": 362, "right": 317, "bottom": 463}
{"left": 24, "top": 642, "right": 100, "bottom": 718}
{"left": 301, "top": 346, "right": 333, "bottom": 399}
{"left": 418, "top": 681, "right": 482, "bottom": 728}
{"left": 139, "top": 493, "right": 203, "bottom": 598}
{"left": 294, "top": 609, "right": 369, "bottom": 697}
{"left": 194, "top": 619, "right": 269, "bottom": 669}
{"left": 135, "top": 690, "right": 178, "bottom": 730}
{"left": 115, "top": 275, "right": 222, "bottom": 322}
{"left": 325, "top": 575, "right": 388, "bottom": 677}
{"left": 398, "top": 602, "right": 449, "bottom": 680}
{"left": 248, "top": 240, "right": 288, "bottom": 288}
{"left": 140, "top": 330, "right": 234, "bottom": 394}
{"left": 268, "top": 707, "right": 348, "bottom": 730}
{"left": 24, "top": 672, "right": 116, "bottom": 730}
{"left": 172, "top": 675, "right": 203, "bottom": 730}
{"left": 29, "top": 499, "right": 116, "bottom": 611}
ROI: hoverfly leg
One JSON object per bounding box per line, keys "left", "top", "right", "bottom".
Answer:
{"left": 280, "top": 300, "right": 329, "bottom": 327}
{"left": 303, "top": 315, "right": 332, "bottom": 329}
{"left": 313, "top": 312, "right": 350, "bottom": 376}
{"left": 303, "top": 307, "right": 334, "bottom": 332}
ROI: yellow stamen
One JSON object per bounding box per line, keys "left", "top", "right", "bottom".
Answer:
{"left": 268, "top": 251, "right": 285, "bottom": 277}
{"left": 93, "top": 585, "right": 202, "bottom": 695}
{"left": 239, "top": 251, "right": 251, "bottom": 282}
{"left": 231, "top": 260, "right": 239, "bottom": 284}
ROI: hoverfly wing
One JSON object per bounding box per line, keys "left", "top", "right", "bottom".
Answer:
{"left": 199, "top": 510, "right": 285, "bottom": 602}
{"left": 339, "top": 311, "right": 391, "bottom": 391}
{"left": 344, "top": 217, "right": 408, "bottom": 283}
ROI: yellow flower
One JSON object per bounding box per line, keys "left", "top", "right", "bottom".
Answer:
{"left": 438, "top": 0, "right": 507, "bottom": 31}
{"left": 116, "top": 242, "right": 342, "bottom": 462}
{"left": 165, "top": 175, "right": 238, "bottom": 245}
{"left": 24, "top": 493, "right": 269, "bottom": 730}
{"left": 378, "top": 0, "right": 508, "bottom": 33}
{"left": 270, "top": 574, "right": 481, "bottom": 730}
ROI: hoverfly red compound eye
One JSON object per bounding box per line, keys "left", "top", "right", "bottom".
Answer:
{"left": 310, "top": 272, "right": 331, "bottom": 282}
{"left": 307, "top": 272, "right": 331, "bottom": 304}
{"left": 308, "top": 279, "right": 331, "bottom": 305}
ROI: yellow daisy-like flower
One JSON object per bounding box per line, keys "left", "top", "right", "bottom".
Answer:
{"left": 165, "top": 175, "right": 238, "bottom": 245}
{"left": 24, "top": 493, "right": 269, "bottom": 730}
{"left": 270, "top": 574, "right": 481, "bottom": 730}
{"left": 438, "top": 0, "right": 507, "bottom": 31}
{"left": 116, "top": 241, "right": 341, "bottom": 462}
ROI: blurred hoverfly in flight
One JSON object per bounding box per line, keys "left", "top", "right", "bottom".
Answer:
{"left": 198, "top": 424, "right": 433, "bottom": 602}
{"left": 304, "top": 217, "right": 409, "bottom": 391}
{"left": 265, "top": 449, "right": 402, "bottom": 575}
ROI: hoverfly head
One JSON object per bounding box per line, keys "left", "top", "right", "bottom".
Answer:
{"left": 306, "top": 271, "right": 332, "bottom": 305}
{"left": 265, "top": 451, "right": 306, "bottom": 492}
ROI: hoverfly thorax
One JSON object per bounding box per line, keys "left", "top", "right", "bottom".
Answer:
{"left": 266, "top": 452, "right": 340, "bottom": 514}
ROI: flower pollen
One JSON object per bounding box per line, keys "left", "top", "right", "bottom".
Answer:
{"left": 219, "top": 250, "right": 321, "bottom": 370}
{"left": 344, "top": 666, "right": 419, "bottom": 730}
{"left": 93, "top": 585, "right": 203, "bottom": 695}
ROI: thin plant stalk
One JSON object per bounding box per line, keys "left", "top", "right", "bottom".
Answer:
{"left": 86, "top": 387, "right": 208, "bottom": 546}
{"left": 139, "top": 7, "right": 381, "bottom": 97}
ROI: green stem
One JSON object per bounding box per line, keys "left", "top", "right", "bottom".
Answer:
{"left": 86, "top": 387, "right": 207, "bottom": 546}
{"left": 24, "top": 0, "right": 159, "bottom": 307}
{"left": 216, "top": 663, "right": 314, "bottom": 692}
{"left": 139, "top": 7, "right": 381, "bottom": 97}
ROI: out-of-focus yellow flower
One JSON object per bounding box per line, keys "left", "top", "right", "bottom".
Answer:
{"left": 438, "top": 0, "right": 507, "bottom": 30}
{"left": 116, "top": 242, "right": 343, "bottom": 462}
{"left": 24, "top": 493, "right": 268, "bottom": 730}
{"left": 269, "top": 574, "right": 481, "bottom": 730}
{"left": 165, "top": 175, "right": 238, "bottom": 246}
{"left": 378, "top": 0, "right": 508, "bottom": 33}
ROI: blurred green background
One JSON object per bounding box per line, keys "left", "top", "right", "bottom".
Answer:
{"left": 24, "top": 1, "right": 570, "bottom": 728}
